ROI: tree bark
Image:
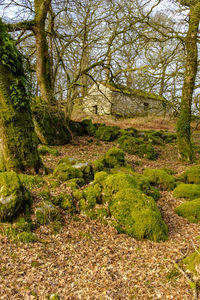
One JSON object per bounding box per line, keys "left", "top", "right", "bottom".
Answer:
{"left": 177, "top": 2, "right": 200, "bottom": 162}
{"left": 33, "top": 0, "right": 55, "bottom": 105}
{"left": 0, "top": 66, "right": 42, "bottom": 173}
{"left": 0, "top": 20, "right": 43, "bottom": 173}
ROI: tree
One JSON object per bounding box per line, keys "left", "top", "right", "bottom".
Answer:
{"left": 5, "top": 0, "right": 56, "bottom": 104}
{"left": 176, "top": 0, "right": 200, "bottom": 162}
{"left": 0, "top": 19, "right": 42, "bottom": 173}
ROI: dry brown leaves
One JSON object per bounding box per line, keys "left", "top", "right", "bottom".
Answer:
{"left": 0, "top": 118, "right": 200, "bottom": 300}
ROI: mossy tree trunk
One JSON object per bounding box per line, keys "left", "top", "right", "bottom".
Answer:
{"left": 0, "top": 65, "right": 42, "bottom": 173}
{"left": 177, "top": 1, "right": 200, "bottom": 162}
{"left": 0, "top": 21, "right": 42, "bottom": 173}
{"left": 33, "top": 0, "right": 55, "bottom": 105}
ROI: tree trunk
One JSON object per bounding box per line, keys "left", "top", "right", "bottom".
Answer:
{"left": 177, "top": 2, "right": 200, "bottom": 162}
{"left": 0, "top": 66, "right": 42, "bottom": 173}
{"left": 33, "top": 0, "right": 55, "bottom": 105}
{"left": 0, "top": 20, "right": 42, "bottom": 173}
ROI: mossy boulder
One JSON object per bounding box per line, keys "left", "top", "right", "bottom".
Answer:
{"left": 54, "top": 193, "right": 76, "bottom": 214}
{"left": 182, "top": 249, "right": 200, "bottom": 276}
{"left": 32, "top": 102, "right": 71, "bottom": 145}
{"left": 0, "top": 217, "right": 39, "bottom": 243}
{"left": 81, "top": 119, "right": 97, "bottom": 136}
{"left": 35, "top": 201, "right": 61, "bottom": 225}
{"left": 143, "top": 168, "right": 176, "bottom": 190}
{"left": 69, "top": 120, "right": 85, "bottom": 136}
{"left": 53, "top": 158, "right": 93, "bottom": 183}
{"left": 53, "top": 163, "right": 83, "bottom": 181}
{"left": 175, "top": 198, "right": 200, "bottom": 223}
{"left": 137, "top": 143, "right": 158, "bottom": 160}
{"left": 173, "top": 184, "right": 200, "bottom": 200}
{"left": 109, "top": 187, "right": 168, "bottom": 242}
{"left": 95, "top": 124, "right": 120, "bottom": 141}
{"left": 117, "top": 135, "right": 143, "bottom": 154}
{"left": 0, "top": 172, "right": 31, "bottom": 221}
{"left": 38, "top": 145, "right": 60, "bottom": 157}
{"left": 178, "top": 165, "right": 200, "bottom": 184}
{"left": 102, "top": 147, "right": 125, "bottom": 168}
{"left": 118, "top": 135, "right": 158, "bottom": 160}
{"left": 18, "top": 174, "right": 44, "bottom": 189}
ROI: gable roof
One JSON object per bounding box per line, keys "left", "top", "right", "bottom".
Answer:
{"left": 100, "top": 82, "right": 168, "bottom": 103}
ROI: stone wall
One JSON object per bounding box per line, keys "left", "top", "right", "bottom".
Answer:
{"left": 111, "top": 91, "right": 169, "bottom": 116}
{"left": 82, "top": 84, "right": 173, "bottom": 117}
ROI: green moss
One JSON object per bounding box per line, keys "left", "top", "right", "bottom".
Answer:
{"left": 178, "top": 165, "right": 200, "bottom": 184}
{"left": 95, "top": 124, "right": 120, "bottom": 141}
{"left": 81, "top": 119, "right": 97, "bottom": 136}
{"left": 117, "top": 135, "right": 143, "bottom": 154}
{"left": 38, "top": 145, "right": 60, "bottom": 157}
{"left": 14, "top": 232, "right": 38, "bottom": 243}
{"left": 18, "top": 174, "right": 44, "bottom": 189}
{"left": 32, "top": 102, "right": 71, "bottom": 145}
{"left": 51, "top": 221, "right": 63, "bottom": 234}
{"left": 65, "top": 178, "right": 85, "bottom": 189}
{"left": 182, "top": 249, "right": 200, "bottom": 275}
{"left": 49, "top": 294, "right": 60, "bottom": 300}
{"left": 109, "top": 188, "right": 168, "bottom": 242}
{"left": 143, "top": 168, "right": 176, "bottom": 191}
{"left": 53, "top": 163, "right": 83, "bottom": 181}
{"left": 69, "top": 120, "right": 85, "bottom": 136}
{"left": 0, "top": 172, "right": 32, "bottom": 221}
{"left": 175, "top": 198, "right": 200, "bottom": 223}
{"left": 55, "top": 193, "right": 76, "bottom": 214}
{"left": 94, "top": 171, "right": 109, "bottom": 184}
{"left": 137, "top": 143, "right": 158, "bottom": 160}
{"left": 173, "top": 184, "right": 200, "bottom": 200}
{"left": 166, "top": 269, "right": 180, "bottom": 281}
{"left": 35, "top": 201, "right": 61, "bottom": 225}
{"left": 54, "top": 159, "right": 93, "bottom": 183}
{"left": 91, "top": 160, "right": 105, "bottom": 173}
{"left": 103, "top": 173, "right": 137, "bottom": 200}
{"left": 103, "top": 147, "right": 125, "bottom": 168}
{"left": 0, "top": 217, "right": 39, "bottom": 243}
{"left": 117, "top": 135, "right": 158, "bottom": 160}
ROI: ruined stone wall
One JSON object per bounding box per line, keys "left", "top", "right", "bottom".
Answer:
{"left": 111, "top": 92, "right": 170, "bottom": 116}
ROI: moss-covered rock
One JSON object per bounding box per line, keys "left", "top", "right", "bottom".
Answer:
{"left": 32, "top": 102, "right": 71, "bottom": 145}
{"left": 35, "top": 201, "right": 61, "bottom": 225}
{"left": 117, "top": 135, "right": 158, "bottom": 160}
{"left": 143, "top": 168, "right": 176, "bottom": 190}
{"left": 137, "top": 143, "right": 158, "bottom": 160}
{"left": 54, "top": 193, "right": 76, "bottom": 214}
{"left": 54, "top": 158, "right": 93, "bottom": 183}
{"left": 0, "top": 172, "right": 31, "bottom": 221}
{"left": 109, "top": 187, "right": 168, "bottom": 241}
{"left": 18, "top": 174, "right": 44, "bottom": 189}
{"left": 175, "top": 198, "right": 200, "bottom": 223}
{"left": 182, "top": 249, "right": 200, "bottom": 276}
{"left": 38, "top": 145, "right": 60, "bottom": 157}
{"left": 95, "top": 124, "right": 120, "bottom": 141}
{"left": 178, "top": 165, "right": 200, "bottom": 184}
{"left": 173, "top": 184, "right": 200, "bottom": 200}
{"left": 117, "top": 135, "right": 143, "bottom": 154}
{"left": 103, "top": 147, "right": 125, "bottom": 168}
{"left": 81, "top": 119, "right": 97, "bottom": 136}
{"left": 53, "top": 163, "right": 83, "bottom": 181}
{"left": 0, "top": 217, "right": 39, "bottom": 243}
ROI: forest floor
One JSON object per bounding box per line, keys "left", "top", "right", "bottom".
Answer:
{"left": 1, "top": 115, "right": 200, "bottom": 300}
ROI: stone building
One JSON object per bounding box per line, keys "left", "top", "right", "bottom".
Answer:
{"left": 82, "top": 83, "right": 173, "bottom": 117}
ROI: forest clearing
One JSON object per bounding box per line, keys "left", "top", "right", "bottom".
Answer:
{"left": 1, "top": 114, "right": 200, "bottom": 300}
